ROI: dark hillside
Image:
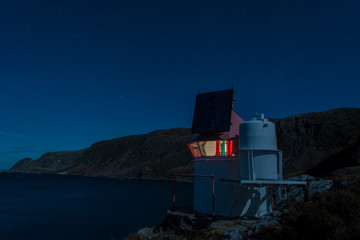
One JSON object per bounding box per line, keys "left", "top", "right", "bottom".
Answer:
{"left": 10, "top": 108, "right": 360, "bottom": 179}
{"left": 273, "top": 108, "right": 360, "bottom": 177}
{"left": 11, "top": 128, "right": 195, "bottom": 179}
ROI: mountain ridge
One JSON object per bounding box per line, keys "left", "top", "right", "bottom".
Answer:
{"left": 10, "top": 108, "right": 360, "bottom": 179}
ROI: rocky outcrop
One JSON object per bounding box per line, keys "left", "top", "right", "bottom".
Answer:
{"left": 274, "top": 174, "right": 333, "bottom": 209}
{"left": 10, "top": 108, "right": 360, "bottom": 179}
{"left": 125, "top": 177, "right": 360, "bottom": 240}
{"left": 126, "top": 207, "right": 282, "bottom": 239}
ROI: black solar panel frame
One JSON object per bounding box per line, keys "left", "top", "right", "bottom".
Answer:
{"left": 191, "top": 89, "right": 233, "bottom": 133}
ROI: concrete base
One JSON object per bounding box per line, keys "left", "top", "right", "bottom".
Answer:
{"left": 229, "top": 186, "right": 271, "bottom": 217}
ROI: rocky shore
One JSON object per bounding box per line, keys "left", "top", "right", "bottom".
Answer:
{"left": 126, "top": 174, "right": 360, "bottom": 240}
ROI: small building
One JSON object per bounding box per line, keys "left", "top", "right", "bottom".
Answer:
{"left": 188, "top": 89, "right": 285, "bottom": 217}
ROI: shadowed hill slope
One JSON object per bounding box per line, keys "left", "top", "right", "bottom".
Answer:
{"left": 272, "top": 108, "right": 360, "bottom": 177}
{"left": 10, "top": 108, "right": 360, "bottom": 179}
{"left": 11, "top": 128, "right": 195, "bottom": 179}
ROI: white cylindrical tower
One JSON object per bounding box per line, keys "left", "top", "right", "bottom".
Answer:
{"left": 239, "top": 113, "right": 281, "bottom": 180}
{"left": 240, "top": 113, "right": 277, "bottom": 150}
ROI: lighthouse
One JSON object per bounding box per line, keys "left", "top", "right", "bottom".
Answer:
{"left": 188, "top": 89, "right": 290, "bottom": 217}
{"left": 188, "top": 89, "right": 246, "bottom": 216}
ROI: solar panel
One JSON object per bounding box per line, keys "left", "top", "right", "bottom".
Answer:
{"left": 191, "top": 89, "right": 233, "bottom": 133}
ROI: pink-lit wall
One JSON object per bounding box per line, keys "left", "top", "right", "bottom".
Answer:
{"left": 219, "top": 111, "right": 244, "bottom": 140}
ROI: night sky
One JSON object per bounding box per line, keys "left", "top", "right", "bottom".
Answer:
{"left": 0, "top": 0, "right": 359, "bottom": 169}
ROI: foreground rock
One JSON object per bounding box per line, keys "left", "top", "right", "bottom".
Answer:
{"left": 273, "top": 174, "right": 333, "bottom": 209}
{"left": 126, "top": 175, "right": 360, "bottom": 240}
{"left": 126, "top": 208, "right": 283, "bottom": 240}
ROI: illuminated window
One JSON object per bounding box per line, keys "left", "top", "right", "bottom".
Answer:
{"left": 189, "top": 140, "right": 238, "bottom": 157}
{"left": 189, "top": 142, "right": 201, "bottom": 157}
{"left": 199, "top": 141, "right": 217, "bottom": 156}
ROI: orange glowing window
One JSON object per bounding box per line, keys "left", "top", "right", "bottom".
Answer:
{"left": 189, "top": 140, "right": 237, "bottom": 157}
{"left": 188, "top": 142, "right": 201, "bottom": 157}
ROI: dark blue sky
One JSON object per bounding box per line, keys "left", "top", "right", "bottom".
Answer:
{"left": 1, "top": 0, "right": 359, "bottom": 168}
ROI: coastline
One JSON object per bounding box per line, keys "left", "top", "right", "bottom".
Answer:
{"left": 4, "top": 170, "right": 194, "bottom": 183}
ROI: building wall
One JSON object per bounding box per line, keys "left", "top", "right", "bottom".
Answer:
{"left": 193, "top": 158, "right": 237, "bottom": 216}
{"left": 193, "top": 156, "right": 272, "bottom": 217}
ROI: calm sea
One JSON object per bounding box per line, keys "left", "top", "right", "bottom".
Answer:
{"left": 0, "top": 173, "right": 193, "bottom": 240}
